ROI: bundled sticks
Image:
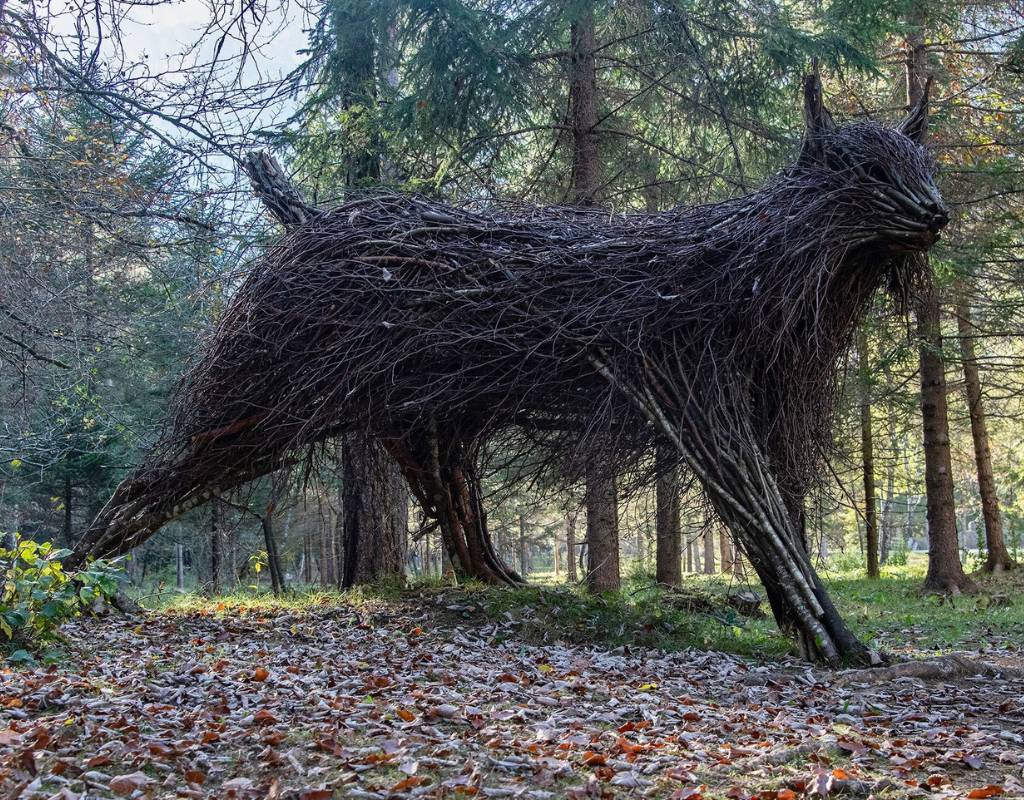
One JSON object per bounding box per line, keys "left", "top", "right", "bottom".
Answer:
{"left": 71, "top": 75, "right": 947, "bottom": 662}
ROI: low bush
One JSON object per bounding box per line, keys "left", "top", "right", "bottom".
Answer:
{"left": 1, "top": 533, "right": 123, "bottom": 663}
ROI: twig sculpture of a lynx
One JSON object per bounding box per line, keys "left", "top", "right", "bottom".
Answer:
{"left": 71, "top": 73, "right": 946, "bottom": 663}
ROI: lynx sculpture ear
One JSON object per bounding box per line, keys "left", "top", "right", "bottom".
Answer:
{"left": 897, "top": 75, "right": 933, "bottom": 144}
{"left": 799, "top": 62, "right": 835, "bottom": 163}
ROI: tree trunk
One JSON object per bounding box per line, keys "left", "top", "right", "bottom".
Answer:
{"left": 880, "top": 395, "right": 899, "bottom": 565}
{"left": 956, "top": 296, "right": 1015, "bottom": 573}
{"left": 210, "top": 501, "right": 222, "bottom": 595}
{"left": 175, "top": 543, "right": 185, "bottom": 592}
{"left": 566, "top": 512, "right": 578, "bottom": 583}
{"left": 858, "top": 330, "right": 880, "bottom": 578}
{"left": 518, "top": 514, "right": 529, "bottom": 579}
{"left": 719, "top": 527, "right": 734, "bottom": 575}
{"left": 655, "top": 462, "right": 682, "bottom": 586}
{"left": 905, "top": 12, "right": 975, "bottom": 595}
{"left": 917, "top": 284, "right": 972, "bottom": 593}
{"left": 341, "top": 434, "right": 407, "bottom": 587}
{"left": 568, "top": 3, "right": 600, "bottom": 205}
{"left": 262, "top": 505, "right": 284, "bottom": 596}
{"left": 568, "top": 3, "right": 619, "bottom": 592}
{"left": 227, "top": 523, "right": 239, "bottom": 591}
{"left": 553, "top": 535, "right": 560, "bottom": 579}
{"left": 702, "top": 523, "right": 716, "bottom": 574}
{"left": 692, "top": 534, "right": 701, "bottom": 573}
{"left": 319, "top": 513, "right": 331, "bottom": 586}
{"left": 302, "top": 523, "right": 314, "bottom": 583}
{"left": 585, "top": 464, "right": 619, "bottom": 592}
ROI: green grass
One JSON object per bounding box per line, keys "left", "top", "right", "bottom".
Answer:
{"left": 823, "top": 562, "right": 1024, "bottom": 654}
{"left": 148, "top": 555, "right": 1024, "bottom": 661}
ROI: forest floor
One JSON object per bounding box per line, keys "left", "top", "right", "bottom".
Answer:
{"left": 1, "top": 569, "right": 1023, "bottom": 799}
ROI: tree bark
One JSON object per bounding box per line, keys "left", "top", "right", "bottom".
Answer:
{"left": 905, "top": 11, "right": 975, "bottom": 595}
{"left": 210, "top": 501, "right": 222, "bottom": 595}
{"left": 880, "top": 393, "right": 899, "bottom": 565}
{"left": 956, "top": 296, "right": 1015, "bottom": 573}
{"left": 260, "top": 504, "right": 285, "bottom": 596}
{"left": 175, "top": 543, "right": 185, "bottom": 592}
{"left": 585, "top": 463, "right": 620, "bottom": 592}
{"left": 655, "top": 462, "right": 682, "bottom": 586}
{"left": 917, "top": 285, "right": 974, "bottom": 593}
{"left": 702, "top": 522, "right": 716, "bottom": 574}
{"left": 858, "top": 330, "right": 880, "bottom": 578}
{"left": 568, "top": 3, "right": 600, "bottom": 205}
{"left": 568, "top": 2, "right": 619, "bottom": 590}
{"left": 719, "top": 527, "right": 734, "bottom": 575}
{"left": 566, "top": 511, "right": 578, "bottom": 583}
{"left": 341, "top": 434, "right": 407, "bottom": 587}
{"left": 518, "top": 513, "right": 529, "bottom": 579}
{"left": 319, "top": 513, "right": 331, "bottom": 586}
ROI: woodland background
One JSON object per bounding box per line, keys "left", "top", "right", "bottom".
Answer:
{"left": 2, "top": 0, "right": 1023, "bottom": 599}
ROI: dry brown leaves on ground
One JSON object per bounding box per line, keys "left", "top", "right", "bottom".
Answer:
{"left": 0, "top": 599, "right": 1022, "bottom": 799}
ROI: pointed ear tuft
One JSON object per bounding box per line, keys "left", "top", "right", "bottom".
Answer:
{"left": 897, "top": 75, "right": 932, "bottom": 144}
{"left": 799, "top": 59, "right": 835, "bottom": 163}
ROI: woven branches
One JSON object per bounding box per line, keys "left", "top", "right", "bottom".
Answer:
{"left": 71, "top": 74, "right": 947, "bottom": 663}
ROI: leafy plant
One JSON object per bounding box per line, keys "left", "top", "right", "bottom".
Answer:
{"left": 1, "top": 532, "right": 123, "bottom": 661}
{"left": 887, "top": 547, "right": 909, "bottom": 567}
{"left": 248, "top": 549, "right": 268, "bottom": 592}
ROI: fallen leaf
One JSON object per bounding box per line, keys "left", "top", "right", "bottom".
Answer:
{"left": 298, "top": 789, "right": 333, "bottom": 800}
{"left": 252, "top": 708, "right": 279, "bottom": 725}
{"left": 109, "top": 772, "right": 153, "bottom": 795}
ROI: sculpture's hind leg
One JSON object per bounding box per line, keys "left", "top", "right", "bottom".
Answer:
{"left": 385, "top": 421, "right": 523, "bottom": 585}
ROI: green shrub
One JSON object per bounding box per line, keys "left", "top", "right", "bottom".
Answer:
{"left": 886, "top": 548, "right": 909, "bottom": 567}
{"left": 826, "top": 551, "right": 866, "bottom": 573}
{"left": 1, "top": 533, "right": 123, "bottom": 662}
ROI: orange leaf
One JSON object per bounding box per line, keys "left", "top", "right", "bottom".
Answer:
{"left": 299, "top": 790, "right": 333, "bottom": 800}
{"left": 832, "top": 768, "right": 850, "bottom": 781}
{"left": 184, "top": 769, "right": 206, "bottom": 785}
{"left": 253, "top": 667, "right": 270, "bottom": 682}
{"left": 397, "top": 708, "right": 415, "bottom": 722}
{"left": 391, "top": 775, "right": 428, "bottom": 791}
{"left": 582, "top": 751, "right": 607, "bottom": 766}
{"left": 967, "top": 787, "right": 1004, "bottom": 799}
{"left": 777, "top": 790, "right": 796, "bottom": 800}
{"left": 253, "top": 709, "right": 279, "bottom": 725}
